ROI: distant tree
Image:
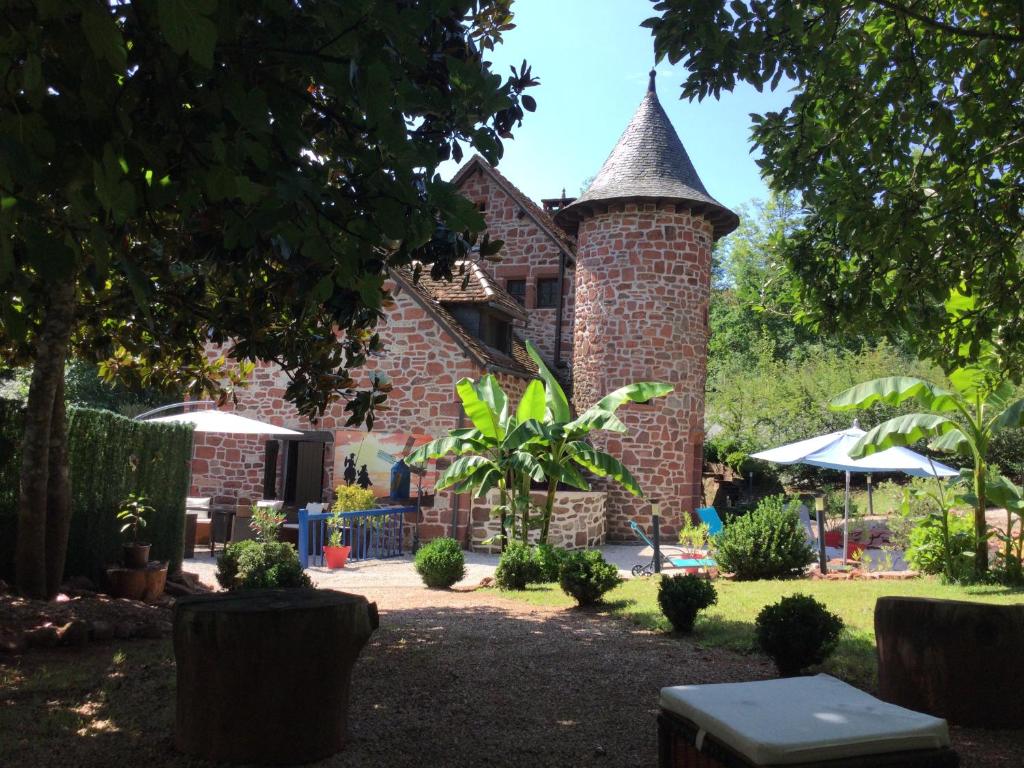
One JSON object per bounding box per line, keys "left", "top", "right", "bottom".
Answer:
{"left": 0, "top": 1, "right": 536, "bottom": 598}
{"left": 647, "top": 2, "right": 1024, "bottom": 374}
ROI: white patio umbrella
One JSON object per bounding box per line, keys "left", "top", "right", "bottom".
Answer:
{"left": 751, "top": 422, "right": 958, "bottom": 560}
{"left": 145, "top": 409, "right": 302, "bottom": 436}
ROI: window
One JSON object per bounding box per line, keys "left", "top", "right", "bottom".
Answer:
{"left": 481, "top": 313, "right": 512, "bottom": 354}
{"left": 536, "top": 277, "right": 559, "bottom": 308}
{"left": 506, "top": 279, "right": 526, "bottom": 305}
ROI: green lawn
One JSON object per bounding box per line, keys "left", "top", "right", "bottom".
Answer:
{"left": 491, "top": 577, "right": 1024, "bottom": 689}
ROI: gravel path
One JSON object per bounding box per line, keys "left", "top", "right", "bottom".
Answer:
{"left": 324, "top": 586, "right": 776, "bottom": 768}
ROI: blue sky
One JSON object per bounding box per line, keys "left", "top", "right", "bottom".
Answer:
{"left": 438, "top": 0, "right": 793, "bottom": 211}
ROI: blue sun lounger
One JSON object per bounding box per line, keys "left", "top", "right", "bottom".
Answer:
{"left": 628, "top": 520, "right": 716, "bottom": 577}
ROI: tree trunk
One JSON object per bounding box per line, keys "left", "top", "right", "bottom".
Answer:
{"left": 45, "top": 377, "right": 72, "bottom": 597}
{"left": 174, "top": 589, "right": 378, "bottom": 764}
{"left": 15, "top": 279, "right": 75, "bottom": 600}
{"left": 875, "top": 596, "right": 1024, "bottom": 727}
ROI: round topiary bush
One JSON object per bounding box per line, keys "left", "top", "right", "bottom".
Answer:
{"left": 495, "top": 542, "right": 540, "bottom": 590}
{"left": 216, "top": 540, "right": 312, "bottom": 591}
{"left": 658, "top": 574, "right": 717, "bottom": 633}
{"left": 714, "top": 495, "right": 815, "bottom": 580}
{"left": 755, "top": 593, "right": 844, "bottom": 677}
{"left": 414, "top": 537, "right": 466, "bottom": 588}
{"left": 558, "top": 549, "right": 621, "bottom": 606}
{"left": 534, "top": 543, "right": 568, "bottom": 583}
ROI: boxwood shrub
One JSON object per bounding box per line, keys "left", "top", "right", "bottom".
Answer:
{"left": 658, "top": 574, "right": 717, "bottom": 633}
{"left": 755, "top": 593, "right": 844, "bottom": 677}
{"left": 495, "top": 542, "right": 540, "bottom": 590}
{"left": 558, "top": 549, "right": 621, "bottom": 606}
{"left": 414, "top": 537, "right": 466, "bottom": 588}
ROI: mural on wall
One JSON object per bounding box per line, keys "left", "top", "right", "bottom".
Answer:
{"left": 332, "top": 430, "right": 440, "bottom": 498}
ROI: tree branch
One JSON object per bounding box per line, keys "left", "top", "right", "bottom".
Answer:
{"left": 873, "top": 1, "right": 1023, "bottom": 43}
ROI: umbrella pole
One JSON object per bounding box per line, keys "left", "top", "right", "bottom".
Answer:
{"left": 867, "top": 473, "right": 874, "bottom": 517}
{"left": 844, "top": 471, "right": 851, "bottom": 564}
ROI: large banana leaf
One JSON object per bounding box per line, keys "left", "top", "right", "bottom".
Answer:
{"left": 405, "top": 433, "right": 486, "bottom": 466}
{"left": 830, "top": 376, "right": 959, "bottom": 413}
{"left": 452, "top": 465, "right": 501, "bottom": 497}
{"left": 476, "top": 373, "right": 509, "bottom": 427}
{"left": 568, "top": 443, "right": 643, "bottom": 497}
{"left": 850, "top": 413, "right": 966, "bottom": 458}
{"left": 988, "top": 397, "right": 1024, "bottom": 434}
{"left": 569, "top": 381, "right": 673, "bottom": 433}
{"left": 515, "top": 379, "right": 546, "bottom": 424}
{"left": 980, "top": 473, "right": 1024, "bottom": 513}
{"left": 526, "top": 340, "right": 570, "bottom": 423}
{"left": 436, "top": 455, "right": 494, "bottom": 491}
{"left": 456, "top": 377, "right": 504, "bottom": 440}
{"left": 503, "top": 418, "right": 546, "bottom": 451}
{"left": 539, "top": 456, "right": 590, "bottom": 491}
{"left": 509, "top": 450, "right": 545, "bottom": 482}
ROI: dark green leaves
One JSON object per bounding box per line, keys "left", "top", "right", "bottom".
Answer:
{"left": 647, "top": 2, "right": 1024, "bottom": 377}
{"left": 158, "top": 0, "right": 218, "bottom": 68}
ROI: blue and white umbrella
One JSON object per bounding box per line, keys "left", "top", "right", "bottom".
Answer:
{"left": 751, "top": 422, "right": 957, "bottom": 558}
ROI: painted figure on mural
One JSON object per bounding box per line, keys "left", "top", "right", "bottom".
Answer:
{"left": 356, "top": 464, "right": 373, "bottom": 490}
{"left": 343, "top": 453, "right": 357, "bottom": 486}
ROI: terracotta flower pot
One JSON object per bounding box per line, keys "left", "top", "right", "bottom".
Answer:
{"left": 107, "top": 567, "right": 147, "bottom": 600}
{"left": 123, "top": 542, "right": 151, "bottom": 569}
{"left": 323, "top": 545, "right": 351, "bottom": 569}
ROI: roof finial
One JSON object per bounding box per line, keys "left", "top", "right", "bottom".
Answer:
{"left": 648, "top": 68, "right": 657, "bottom": 93}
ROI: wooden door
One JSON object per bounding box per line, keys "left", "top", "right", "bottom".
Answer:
{"left": 293, "top": 441, "right": 325, "bottom": 509}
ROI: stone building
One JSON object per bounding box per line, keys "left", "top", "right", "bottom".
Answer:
{"left": 191, "top": 72, "right": 737, "bottom": 545}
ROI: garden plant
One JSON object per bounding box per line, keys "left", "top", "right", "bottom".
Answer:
{"left": 832, "top": 344, "right": 1024, "bottom": 579}
{"left": 558, "top": 550, "right": 621, "bottom": 606}
{"left": 216, "top": 540, "right": 311, "bottom": 591}
{"left": 495, "top": 542, "right": 540, "bottom": 590}
{"left": 755, "top": 593, "right": 844, "bottom": 677}
{"left": 714, "top": 495, "right": 815, "bottom": 580}
{"left": 658, "top": 574, "right": 717, "bottom": 634}
{"left": 414, "top": 537, "right": 466, "bottom": 589}
{"left": 406, "top": 341, "right": 670, "bottom": 546}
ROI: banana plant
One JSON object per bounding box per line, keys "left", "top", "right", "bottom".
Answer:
{"left": 523, "top": 342, "right": 673, "bottom": 542}
{"left": 405, "top": 374, "right": 545, "bottom": 547}
{"left": 830, "top": 349, "right": 1024, "bottom": 579}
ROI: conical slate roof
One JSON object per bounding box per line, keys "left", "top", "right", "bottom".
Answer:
{"left": 556, "top": 71, "right": 738, "bottom": 240}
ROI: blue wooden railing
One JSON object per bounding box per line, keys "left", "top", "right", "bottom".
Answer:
{"left": 297, "top": 506, "right": 415, "bottom": 569}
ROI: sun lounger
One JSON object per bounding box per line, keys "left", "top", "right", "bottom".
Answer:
{"left": 629, "top": 520, "right": 716, "bottom": 577}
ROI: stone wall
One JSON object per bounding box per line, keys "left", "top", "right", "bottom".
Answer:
{"left": 455, "top": 165, "right": 574, "bottom": 374}
{"left": 572, "top": 202, "right": 713, "bottom": 541}
{"left": 191, "top": 283, "right": 491, "bottom": 524}
{"left": 469, "top": 490, "right": 607, "bottom": 553}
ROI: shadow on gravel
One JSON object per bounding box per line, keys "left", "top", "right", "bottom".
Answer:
{"left": 2, "top": 600, "right": 1017, "bottom": 768}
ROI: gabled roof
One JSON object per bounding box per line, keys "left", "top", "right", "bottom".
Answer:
{"left": 555, "top": 71, "right": 739, "bottom": 241}
{"left": 389, "top": 267, "right": 535, "bottom": 379}
{"left": 452, "top": 156, "right": 577, "bottom": 262}
{"left": 416, "top": 260, "right": 527, "bottom": 322}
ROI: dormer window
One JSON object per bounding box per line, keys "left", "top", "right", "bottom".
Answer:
{"left": 481, "top": 313, "right": 512, "bottom": 354}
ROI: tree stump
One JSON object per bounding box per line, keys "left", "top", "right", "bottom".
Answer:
{"left": 174, "top": 589, "right": 379, "bottom": 764}
{"left": 875, "top": 596, "right": 1024, "bottom": 727}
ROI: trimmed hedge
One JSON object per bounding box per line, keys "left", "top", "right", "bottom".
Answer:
{"left": 0, "top": 401, "right": 193, "bottom": 583}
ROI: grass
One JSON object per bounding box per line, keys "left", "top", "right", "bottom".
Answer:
{"left": 491, "top": 577, "right": 1024, "bottom": 689}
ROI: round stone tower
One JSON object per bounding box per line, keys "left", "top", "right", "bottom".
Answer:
{"left": 555, "top": 71, "right": 738, "bottom": 540}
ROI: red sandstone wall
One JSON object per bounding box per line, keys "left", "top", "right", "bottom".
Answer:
{"left": 572, "top": 202, "right": 713, "bottom": 541}
{"left": 455, "top": 166, "right": 574, "bottom": 373}
{"left": 191, "top": 284, "right": 489, "bottom": 529}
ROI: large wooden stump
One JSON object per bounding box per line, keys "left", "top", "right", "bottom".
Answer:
{"left": 174, "top": 589, "right": 378, "bottom": 764}
{"left": 876, "top": 596, "right": 1024, "bottom": 728}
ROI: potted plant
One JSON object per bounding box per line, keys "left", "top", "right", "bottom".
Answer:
{"left": 330, "top": 485, "right": 379, "bottom": 559}
{"left": 322, "top": 522, "right": 352, "bottom": 569}
{"left": 118, "top": 493, "right": 153, "bottom": 568}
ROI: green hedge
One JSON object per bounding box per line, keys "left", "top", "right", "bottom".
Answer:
{"left": 0, "top": 401, "right": 193, "bottom": 583}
